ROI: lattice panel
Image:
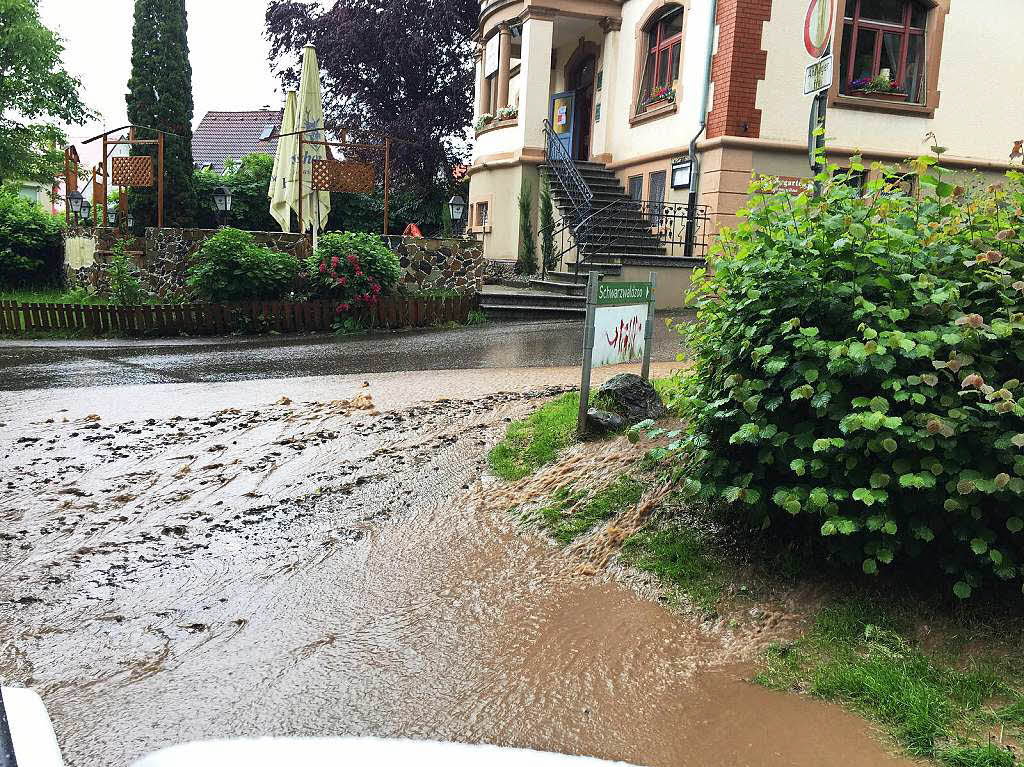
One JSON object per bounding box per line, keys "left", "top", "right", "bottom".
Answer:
{"left": 311, "top": 159, "right": 374, "bottom": 193}
{"left": 111, "top": 156, "right": 154, "bottom": 188}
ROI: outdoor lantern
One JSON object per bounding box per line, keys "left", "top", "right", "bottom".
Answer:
{"left": 126, "top": 211, "right": 134, "bottom": 229}
{"left": 80, "top": 200, "right": 91, "bottom": 222}
{"left": 448, "top": 195, "right": 466, "bottom": 224}
{"left": 107, "top": 203, "right": 118, "bottom": 225}
{"left": 67, "top": 190, "right": 84, "bottom": 216}
{"left": 213, "top": 186, "right": 233, "bottom": 213}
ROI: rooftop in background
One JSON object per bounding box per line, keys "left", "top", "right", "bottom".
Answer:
{"left": 193, "top": 109, "right": 284, "bottom": 174}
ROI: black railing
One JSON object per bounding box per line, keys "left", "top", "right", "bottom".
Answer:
{"left": 542, "top": 119, "right": 592, "bottom": 224}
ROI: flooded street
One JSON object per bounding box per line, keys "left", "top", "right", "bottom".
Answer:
{"left": 1, "top": 338, "right": 914, "bottom": 766}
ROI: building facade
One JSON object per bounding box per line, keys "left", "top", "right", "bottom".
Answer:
{"left": 468, "top": 0, "right": 1022, "bottom": 306}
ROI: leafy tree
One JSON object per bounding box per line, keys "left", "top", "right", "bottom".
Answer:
{"left": 126, "top": 0, "right": 196, "bottom": 226}
{"left": 193, "top": 154, "right": 279, "bottom": 231}
{"left": 265, "top": 0, "right": 477, "bottom": 229}
{"left": 0, "top": 187, "right": 64, "bottom": 286}
{"left": 0, "top": 0, "right": 92, "bottom": 186}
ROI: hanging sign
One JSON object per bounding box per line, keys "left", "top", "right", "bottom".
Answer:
{"left": 804, "top": 0, "right": 836, "bottom": 59}
{"left": 484, "top": 34, "right": 500, "bottom": 77}
{"left": 577, "top": 275, "right": 657, "bottom": 436}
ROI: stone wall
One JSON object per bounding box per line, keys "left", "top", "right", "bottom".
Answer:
{"left": 65, "top": 228, "right": 483, "bottom": 299}
{"left": 386, "top": 236, "right": 484, "bottom": 295}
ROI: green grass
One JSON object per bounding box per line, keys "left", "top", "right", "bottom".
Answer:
{"left": 620, "top": 524, "right": 724, "bottom": 610}
{"left": 753, "top": 600, "right": 1023, "bottom": 766}
{"left": 529, "top": 476, "right": 647, "bottom": 545}
{"left": 488, "top": 392, "right": 582, "bottom": 481}
{"left": 0, "top": 287, "right": 111, "bottom": 305}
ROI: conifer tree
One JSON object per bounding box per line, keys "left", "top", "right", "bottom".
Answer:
{"left": 126, "top": 0, "right": 196, "bottom": 226}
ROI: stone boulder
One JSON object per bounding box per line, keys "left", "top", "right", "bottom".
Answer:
{"left": 586, "top": 408, "right": 627, "bottom": 434}
{"left": 596, "top": 373, "right": 667, "bottom": 424}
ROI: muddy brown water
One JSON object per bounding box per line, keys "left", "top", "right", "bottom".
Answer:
{"left": 0, "top": 366, "right": 915, "bottom": 766}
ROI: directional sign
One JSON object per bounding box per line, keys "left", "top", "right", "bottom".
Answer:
{"left": 804, "top": 54, "right": 834, "bottom": 95}
{"left": 804, "top": 0, "right": 836, "bottom": 59}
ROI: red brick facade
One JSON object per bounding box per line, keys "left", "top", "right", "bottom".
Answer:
{"left": 707, "top": 0, "right": 773, "bottom": 139}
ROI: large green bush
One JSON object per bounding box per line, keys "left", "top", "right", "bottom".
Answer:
{"left": 186, "top": 227, "right": 298, "bottom": 301}
{"left": 0, "top": 188, "right": 64, "bottom": 286}
{"left": 659, "top": 157, "right": 1024, "bottom": 598}
{"left": 305, "top": 232, "right": 401, "bottom": 312}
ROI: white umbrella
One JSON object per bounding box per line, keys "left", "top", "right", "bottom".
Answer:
{"left": 269, "top": 90, "right": 297, "bottom": 232}
{"left": 291, "top": 44, "right": 331, "bottom": 250}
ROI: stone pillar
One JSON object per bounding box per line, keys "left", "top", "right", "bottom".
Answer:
{"left": 516, "top": 12, "right": 555, "bottom": 151}
{"left": 591, "top": 16, "right": 621, "bottom": 162}
{"left": 475, "top": 49, "right": 487, "bottom": 116}
{"left": 496, "top": 23, "right": 513, "bottom": 110}
{"left": 480, "top": 56, "right": 492, "bottom": 115}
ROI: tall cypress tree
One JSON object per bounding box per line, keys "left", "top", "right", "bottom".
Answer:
{"left": 126, "top": 0, "right": 195, "bottom": 226}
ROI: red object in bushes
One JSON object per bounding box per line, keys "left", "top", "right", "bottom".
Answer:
{"left": 403, "top": 223, "right": 423, "bottom": 238}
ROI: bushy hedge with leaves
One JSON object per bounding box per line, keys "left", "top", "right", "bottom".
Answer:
{"left": 186, "top": 227, "right": 299, "bottom": 301}
{"left": 0, "top": 188, "right": 64, "bottom": 286}
{"left": 305, "top": 232, "right": 401, "bottom": 313}
{"left": 658, "top": 158, "right": 1024, "bottom": 599}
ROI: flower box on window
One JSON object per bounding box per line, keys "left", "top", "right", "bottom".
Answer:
{"left": 850, "top": 88, "right": 908, "bottom": 102}
{"left": 639, "top": 86, "right": 675, "bottom": 112}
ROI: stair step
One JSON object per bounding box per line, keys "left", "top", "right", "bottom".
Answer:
{"left": 528, "top": 278, "right": 586, "bottom": 296}
{"left": 481, "top": 290, "right": 585, "bottom": 309}
{"left": 546, "top": 266, "right": 623, "bottom": 284}
{"left": 481, "top": 303, "right": 587, "bottom": 320}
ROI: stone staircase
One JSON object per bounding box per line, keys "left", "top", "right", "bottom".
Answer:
{"left": 480, "top": 160, "right": 670, "bottom": 320}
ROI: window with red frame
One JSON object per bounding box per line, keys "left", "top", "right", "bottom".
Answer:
{"left": 839, "top": 0, "right": 928, "bottom": 103}
{"left": 636, "top": 6, "right": 683, "bottom": 115}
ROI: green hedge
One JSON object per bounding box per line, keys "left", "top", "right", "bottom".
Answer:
{"left": 186, "top": 227, "right": 298, "bottom": 301}
{"left": 656, "top": 157, "right": 1024, "bottom": 598}
{"left": 0, "top": 188, "right": 64, "bottom": 286}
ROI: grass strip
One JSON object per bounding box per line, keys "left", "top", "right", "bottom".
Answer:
{"left": 488, "top": 392, "right": 581, "bottom": 481}
{"left": 619, "top": 524, "right": 724, "bottom": 610}
{"left": 528, "top": 476, "right": 647, "bottom": 546}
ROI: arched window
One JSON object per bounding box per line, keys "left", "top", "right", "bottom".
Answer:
{"left": 636, "top": 6, "right": 683, "bottom": 115}
{"left": 839, "top": 0, "right": 928, "bottom": 103}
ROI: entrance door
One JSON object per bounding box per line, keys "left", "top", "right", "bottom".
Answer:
{"left": 549, "top": 91, "right": 576, "bottom": 158}
{"left": 568, "top": 54, "right": 596, "bottom": 161}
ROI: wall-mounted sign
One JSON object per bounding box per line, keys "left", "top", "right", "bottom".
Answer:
{"left": 804, "top": 0, "right": 836, "bottom": 59}
{"left": 595, "top": 103, "right": 601, "bottom": 123}
{"left": 596, "top": 70, "right": 603, "bottom": 91}
{"left": 484, "top": 34, "right": 499, "bottom": 77}
{"left": 671, "top": 158, "right": 692, "bottom": 189}
{"left": 804, "top": 54, "right": 834, "bottom": 95}
{"left": 775, "top": 175, "right": 815, "bottom": 195}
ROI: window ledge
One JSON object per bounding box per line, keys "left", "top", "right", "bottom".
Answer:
{"left": 629, "top": 100, "right": 677, "bottom": 127}
{"left": 475, "top": 118, "right": 518, "bottom": 138}
{"left": 830, "top": 93, "right": 936, "bottom": 118}
{"left": 470, "top": 225, "right": 492, "bottom": 234}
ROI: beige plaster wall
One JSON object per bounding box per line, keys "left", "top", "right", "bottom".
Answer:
{"left": 620, "top": 263, "right": 694, "bottom": 310}
{"left": 469, "top": 163, "right": 530, "bottom": 262}
{"left": 758, "top": 0, "right": 1024, "bottom": 165}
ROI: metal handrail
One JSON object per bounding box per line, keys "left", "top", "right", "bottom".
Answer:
{"left": 542, "top": 119, "right": 592, "bottom": 218}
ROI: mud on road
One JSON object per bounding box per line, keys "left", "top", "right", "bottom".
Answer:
{"left": 1, "top": 382, "right": 913, "bottom": 767}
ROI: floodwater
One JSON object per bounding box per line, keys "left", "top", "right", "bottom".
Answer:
{"left": 0, "top": 365, "right": 915, "bottom": 767}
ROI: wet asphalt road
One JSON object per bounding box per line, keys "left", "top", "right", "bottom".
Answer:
{"left": 0, "top": 319, "right": 685, "bottom": 391}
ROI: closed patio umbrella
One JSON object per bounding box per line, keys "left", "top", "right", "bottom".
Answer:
{"left": 291, "top": 44, "right": 331, "bottom": 249}
{"left": 269, "top": 90, "right": 297, "bottom": 232}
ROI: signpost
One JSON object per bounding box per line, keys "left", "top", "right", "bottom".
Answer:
{"left": 577, "top": 273, "right": 657, "bottom": 436}
{"left": 803, "top": 0, "right": 837, "bottom": 197}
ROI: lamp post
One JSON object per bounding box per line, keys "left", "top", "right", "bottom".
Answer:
{"left": 81, "top": 200, "right": 92, "bottom": 226}
{"left": 448, "top": 194, "right": 466, "bottom": 237}
{"left": 213, "top": 186, "right": 233, "bottom": 227}
{"left": 107, "top": 203, "right": 118, "bottom": 227}
{"left": 67, "top": 190, "right": 84, "bottom": 223}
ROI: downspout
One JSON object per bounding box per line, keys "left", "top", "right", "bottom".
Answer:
{"left": 684, "top": 0, "right": 718, "bottom": 259}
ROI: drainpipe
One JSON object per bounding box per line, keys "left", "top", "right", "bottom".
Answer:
{"left": 683, "top": 0, "right": 718, "bottom": 260}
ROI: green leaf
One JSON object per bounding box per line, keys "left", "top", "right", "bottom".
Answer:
{"left": 953, "top": 581, "right": 972, "bottom": 599}
{"left": 790, "top": 459, "right": 807, "bottom": 476}
{"left": 1008, "top": 517, "right": 1024, "bottom": 533}
{"left": 970, "top": 538, "right": 989, "bottom": 555}
{"left": 863, "top": 558, "right": 878, "bottom": 575}
{"left": 881, "top": 438, "right": 898, "bottom": 453}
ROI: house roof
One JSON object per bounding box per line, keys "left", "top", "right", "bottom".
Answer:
{"left": 193, "top": 109, "right": 284, "bottom": 173}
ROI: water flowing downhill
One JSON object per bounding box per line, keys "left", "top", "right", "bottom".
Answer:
{"left": 0, "top": 368, "right": 914, "bottom": 767}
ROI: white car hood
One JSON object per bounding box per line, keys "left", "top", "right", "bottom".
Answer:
{"left": 131, "top": 737, "right": 641, "bottom": 767}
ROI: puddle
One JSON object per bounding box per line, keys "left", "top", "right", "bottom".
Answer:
{"left": 1, "top": 374, "right": 913, "bottom": 767}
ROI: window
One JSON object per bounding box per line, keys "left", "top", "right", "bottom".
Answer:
{"left": 648, "top": 170, "right": 666, "bottom": 226}
{"left": 475, "top": 201, "right": 489, "bottom": 227}
{"left": 636, "top": 6, "right": 683, "bottom": 115}
{"left": 627, "top": 175, "right": 643, "bottom": 201}
{"left": 839, "top": 0, "right": 928, "bottom": 104}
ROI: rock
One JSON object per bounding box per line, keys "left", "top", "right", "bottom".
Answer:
{"left": 596, "top": 373, "right": 668, "bottom": 423}
{"left": 586, "top": 408, "right": 627, "bottom": 434}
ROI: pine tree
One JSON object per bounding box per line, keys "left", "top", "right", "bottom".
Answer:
{"left": 126, "top": 0, "right": 196, "bottom": 226}
{"left": 517, "top": 180, "right": 537, "bottom": 276}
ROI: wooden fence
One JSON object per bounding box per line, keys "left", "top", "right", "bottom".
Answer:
{"left": 0, "top": 295, "right": 477, "bottom": 337}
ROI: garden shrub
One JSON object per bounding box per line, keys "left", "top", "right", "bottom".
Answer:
{"left": 186, "top": 227, "right": 298, "bottom": 301}
{"left": 0, "top": 188, "right": 64, "bottom": 286}
{"left": 108, "top": 240, "right": 146, "bottom": 306}
{"left": 305, "top": 231, "right": 401, "bottom": 313}
{"left": 657, "top": 156, "right": 1024, "bottom": 598}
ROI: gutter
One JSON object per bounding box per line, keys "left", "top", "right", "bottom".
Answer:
{"left": 683, "top": 0, "right": 718, "bottom": 257}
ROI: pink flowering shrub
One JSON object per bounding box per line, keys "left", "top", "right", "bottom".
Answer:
{"left": 305, "top": 232, "right": 402, "bottom": 314}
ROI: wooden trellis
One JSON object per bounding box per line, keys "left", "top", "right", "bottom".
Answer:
{"left": 311, "top": 158, "right": 375, "bottom": 194}
{"left": 111, "top": 156, "right": 154, "bottom": 188}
